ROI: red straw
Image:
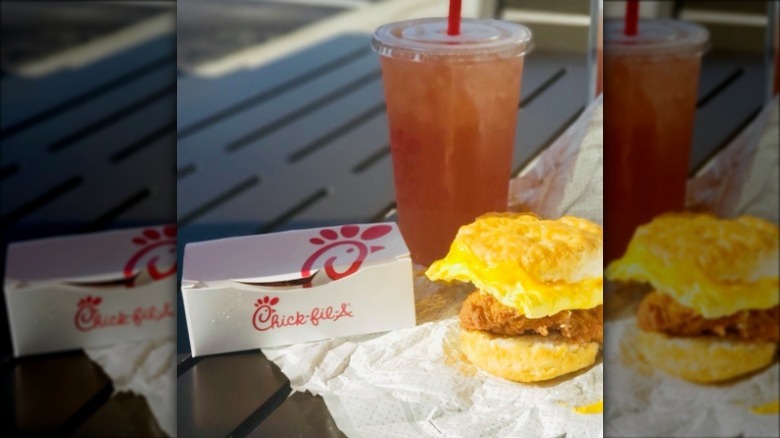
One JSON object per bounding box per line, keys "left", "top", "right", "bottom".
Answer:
{"left": 447, "top": 0, "right": 462, "bottom": 36}
{"left": 624, "top": 0, "right": 639, "bottom": 36}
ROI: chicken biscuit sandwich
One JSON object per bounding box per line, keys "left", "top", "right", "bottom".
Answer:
{"left": 426, "top": 213, "right": 603, "bottom": 382}
{"left": 606, "top": 213, "right": 779, "bottom": 383}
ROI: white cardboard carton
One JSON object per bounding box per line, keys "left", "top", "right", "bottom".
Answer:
{"left": 4, "top": 225, "right": 177, "bottom": 357}
{"left": 181, "top": 223, "right": 415, "bottom": 357}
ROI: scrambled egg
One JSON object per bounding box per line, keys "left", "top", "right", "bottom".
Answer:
{"left": 426, "top": 213, "right": 603, "bottom": 318}
{"left": 606, "top": 213, "right": 779, "bottom": 318}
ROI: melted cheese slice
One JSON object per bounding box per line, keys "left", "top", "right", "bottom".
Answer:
{"left": 606, "top": 214, "right": 779, "bottom": 318}
{"left": 426, "top": 213, "right": 603, "bottom": 318}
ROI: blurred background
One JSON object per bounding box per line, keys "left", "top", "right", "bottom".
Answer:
{"left": 177, "top": 0, "right": 597, "bottom": 74}
{"left": 1, "top": 1, "right": 175, "bottom": 435}
{"left": 176, "top": 0, "right": 775, "bottom": 90}
{"left": 605, "top": 1, "right": 770, "bottom": 51}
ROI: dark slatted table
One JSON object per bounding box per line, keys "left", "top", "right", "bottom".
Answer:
{"left": 0, "top": 33, "right": 176, "bottom": 436}
{"left": 691, "top": 53, "right": 767, "bottom": 174}
{"left": 176, "top": 34, "right": 766, "bottom": 437}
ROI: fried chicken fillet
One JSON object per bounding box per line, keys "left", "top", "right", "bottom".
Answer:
{"left": 637, "top": 291, "right": 779, "bottom": 342}
{"left": 459, "top": 291, "right": 603, "bottom": 344}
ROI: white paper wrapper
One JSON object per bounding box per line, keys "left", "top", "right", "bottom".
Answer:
{"left": 83, "top": 337, "right": 176, "bottom": 437}
{"left": 604, "top": 314, "right": 779, "bottom": 438}
{"left": 605, "top": 97, "right": 780, "bottom": 438}
{"left": 264, "top": 96, "right": 605, "bottom": 438}
{"left": 265, "top": 277, "right": 603, "bottom": 438}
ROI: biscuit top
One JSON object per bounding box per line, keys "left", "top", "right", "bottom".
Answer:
{"left": 606, "top": 213, "right": 779, "bottom": 318}
{"left": 425, "top": 213, "right": 603, "bottom": 318}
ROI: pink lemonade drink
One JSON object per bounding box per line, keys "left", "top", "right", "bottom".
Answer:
{"left": 372, "top": 19, "right": 531, "bottom": 266}
{"left": 603, "top": 19, "right": 708, "bottom": 264}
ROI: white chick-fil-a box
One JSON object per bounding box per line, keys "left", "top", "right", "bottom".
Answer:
{"left": 4, "top": 225, "right": 177, "bottom": 357}
{"left": 181, "top": 223, "right": 415, "bottom": 357}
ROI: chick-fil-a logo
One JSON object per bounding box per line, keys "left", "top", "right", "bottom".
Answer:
{"left": 299, "top": 224, "right": 392, "bottom": 287}
{"left": 124, "top": 225, "right": 177, "bottom": 285}
{"left": 252, "top": 295, "right": 353, "bottom": 332}
{"left": 74, "top": 295, "right": 174, "bottom": 332}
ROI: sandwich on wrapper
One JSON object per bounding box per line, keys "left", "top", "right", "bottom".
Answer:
{"left": 426, "top": 212, "right": 603, "bottom": 382}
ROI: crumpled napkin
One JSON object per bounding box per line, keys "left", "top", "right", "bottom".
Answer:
{"left": 263, "top": 96, "right": 606, "bottom": 438}
{"left": 83, "top": 337, "right": 176, "bottom": 437}
{"left": 265, "top": 274, "right": 603, "bottom": 438}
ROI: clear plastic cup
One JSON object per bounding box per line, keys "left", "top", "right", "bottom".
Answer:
{"left": 372, "top": 18, "right": 532, "bottom": 266}
{"left": 603, "top": 19, "right": 709, "bottom": 264}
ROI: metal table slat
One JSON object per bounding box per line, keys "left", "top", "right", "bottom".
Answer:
{"left": 1, "top": 352, "right": 112, "bottom": 435}
{"left": 200, "top": 101, "right": 388, "bottom": 225}
{"left": 19, "top": 99, "right": 176, "bottom": 225}
{"left": 177, "top": 354, "right": 192, "bottom": 366}
{"left": 99, "top": 131, "right": 177, "bottom": 223}
{"left": 248, "top": 392, "right": 345, "bottom": 438}
{"left": 1, "top": 64, "right": 174, "bottom": 159}
{"left": 514, "top": 53, "right": 587, "bottom": 172}
{"left": 176, "top": 58, "right": 380, "bottom": 212}
{"left": 695, "top": 60, "right": 742, "bottom": 102}
{"left": 691, "top": 54, "right": 765, "bottom": 173}
{"left": 176, "top": 49, "right": 377, "bottom": 166}
{"left": 176, "top": 34, "right": 368, "bottom": 131}
{"left": 177, "top": 351, "right": 291, "bottom": 438}
{"left": 260, "top": 112, "right": 394, "bottom": 227}
{"left": 0, "top": 36, "right": 174, "bottom": 132}
{"left": 178, "top": 76, "right": 384, "bottom": 226}
{"left": 72, "top": 392, "right": 167, "bottom": 437}
{"left": 518, "top": 55, "right": 572, "bottom": 105}
{"left": 1, "top": 63, "right": 176, "bottom": 228}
